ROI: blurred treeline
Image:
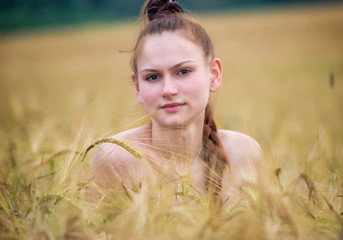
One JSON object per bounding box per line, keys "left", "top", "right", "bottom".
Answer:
{"left": 0, "top": 0, "right": 339, "bottom": 32}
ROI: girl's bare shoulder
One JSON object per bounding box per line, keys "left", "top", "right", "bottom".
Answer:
{"left": 219, "top": 130, "right": 263, "bottom": 198}
{"left": 94, "top": 125, "right": 151, "bottom": 162}
{"left": 218, "top": 129, "right": 262, "bottom": 165}
{"left": 87, "top": 125, "right": 151, "bottom": 186}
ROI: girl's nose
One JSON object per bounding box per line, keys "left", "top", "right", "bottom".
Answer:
{"left": 162, "top": 76, "right": 178, "bottom": 98}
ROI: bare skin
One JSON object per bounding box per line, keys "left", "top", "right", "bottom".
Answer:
{"left": 87, "top": 124, "right": 262, "bottom": 202}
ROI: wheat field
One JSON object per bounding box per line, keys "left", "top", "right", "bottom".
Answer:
{"left": 0, "top": 3, "right": 342, "bottom": 240}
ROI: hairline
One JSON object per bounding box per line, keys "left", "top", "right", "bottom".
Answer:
{"left": 133, "top": 28, "right": 213, "bottom": 76}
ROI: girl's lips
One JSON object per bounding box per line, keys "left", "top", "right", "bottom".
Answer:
{"left": 160, "top": 102, "right": 186, "bottom": 112}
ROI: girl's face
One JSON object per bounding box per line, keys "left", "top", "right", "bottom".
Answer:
{"left": 133, "top": 31, "right": 222, "bottom": 128}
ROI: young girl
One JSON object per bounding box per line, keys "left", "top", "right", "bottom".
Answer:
{"left": 87, "top": 0, "right": 262, "bottom": 203}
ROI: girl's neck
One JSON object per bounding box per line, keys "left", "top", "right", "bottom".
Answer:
{"left": 150, "top": 121, "right": 203, "bottom": 164}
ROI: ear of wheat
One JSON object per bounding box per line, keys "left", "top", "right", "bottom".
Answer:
{"left": 82, "top": 138, "right": 143, "bottom": 162}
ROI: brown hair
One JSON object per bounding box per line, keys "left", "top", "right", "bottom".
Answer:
{"left": 132, "top": 0, "right": 229, "bottom": 195}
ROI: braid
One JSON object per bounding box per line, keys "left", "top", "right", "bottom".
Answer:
{"left": 202, "top": 104, "right": 229, "bottom": 197}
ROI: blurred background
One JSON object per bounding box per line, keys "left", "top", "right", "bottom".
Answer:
{"left": 0, "top": 0, "right": 341, "bottom": 32}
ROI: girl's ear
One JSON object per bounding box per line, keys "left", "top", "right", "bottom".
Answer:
{"left": 209, "top": 58, "right": 223, "bottom": 92}
{"left": 132, "top": 73, "right": 143, "bottom": 104}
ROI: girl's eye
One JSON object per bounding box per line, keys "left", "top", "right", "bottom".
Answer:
{"left": 145, "top": 74, "right": 160, "bottom": 81}
{"left": 177, "top": 69, "right": 191, "bottom": 76}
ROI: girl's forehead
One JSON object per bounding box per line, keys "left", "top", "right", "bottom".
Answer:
{"left": 147, "top": 30, "right": 197, "bottom": 45}
{"left": 137, "top": 31, "right": 204, "bottom": 59}
{"left": 149, "top": 32, "right": 194, "bottom": 48}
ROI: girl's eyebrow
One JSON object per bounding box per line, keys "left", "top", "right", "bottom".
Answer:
{"left": 140, "top": 60, "right": 193, "bottom": 74}
{"left": 171, "top": 60, "right": 193, "bottom": 70}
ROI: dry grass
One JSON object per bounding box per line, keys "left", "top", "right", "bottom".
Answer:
{"left": 0, "top": 3, "right": 342, "bottom": 240}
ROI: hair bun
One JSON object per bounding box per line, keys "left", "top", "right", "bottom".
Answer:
{"left": 147, "top": 0, "right": 184, "bottom": 21}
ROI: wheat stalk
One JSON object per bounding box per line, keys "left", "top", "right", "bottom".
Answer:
{"left": 82, "top": 138, "right": 143, "bottom": 162}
